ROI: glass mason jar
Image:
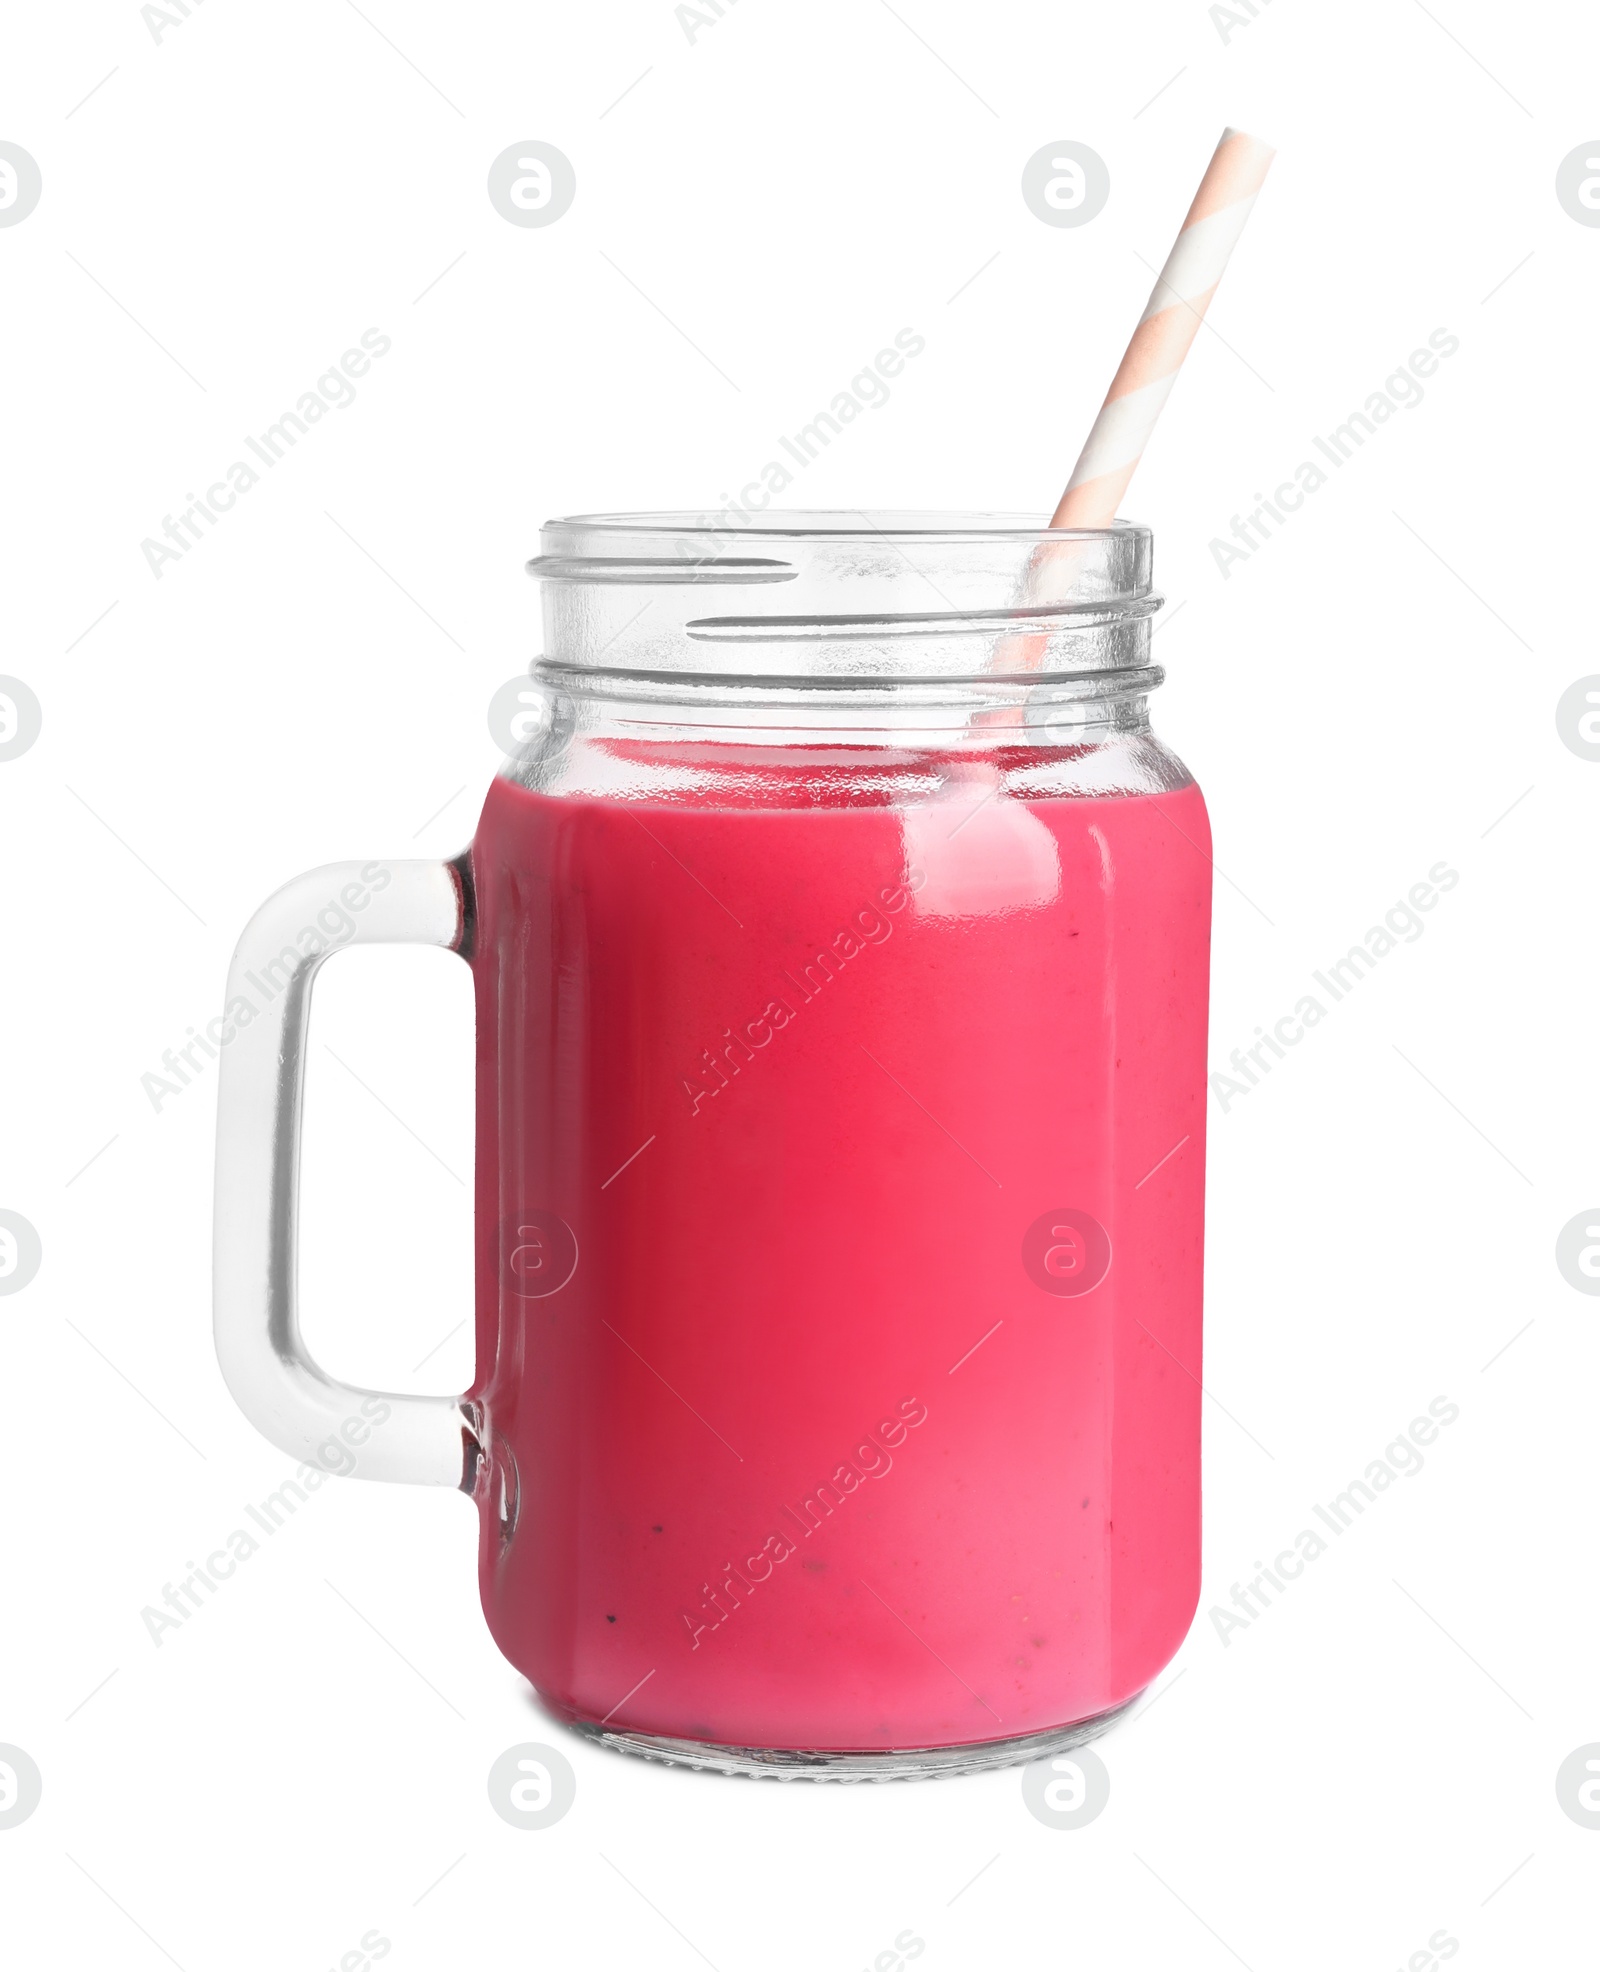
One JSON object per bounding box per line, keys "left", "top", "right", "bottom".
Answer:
{"left": 214, "top": 511, "right": 1211, "bottom": 1779}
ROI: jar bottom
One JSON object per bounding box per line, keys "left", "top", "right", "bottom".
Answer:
{"left": 565, "top": 1691, "right": 1143, "bottom": 1783}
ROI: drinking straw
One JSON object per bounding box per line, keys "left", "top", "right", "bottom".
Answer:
{"left": 937, "top": 135, "right": 1271, "bottom": 876}
{"left": 1049, "top": 126, "right": 1275, "bottom": 530}
{"left": 985, "top": 125, "right": 1274, "bottom": 690}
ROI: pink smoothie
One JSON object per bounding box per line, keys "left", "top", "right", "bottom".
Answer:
{"left": 469, "top": 759, "right": 1211, "bottom": 1751}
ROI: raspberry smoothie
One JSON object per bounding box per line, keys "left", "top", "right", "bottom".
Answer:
{"left": 468, "top": 755, "right": 1211, "bottom": 1752}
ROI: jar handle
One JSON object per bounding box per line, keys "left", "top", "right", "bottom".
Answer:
{"left": 212, "top": 859, "right": 481, "bottom": 1490}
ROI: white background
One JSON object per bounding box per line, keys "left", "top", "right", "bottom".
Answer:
{"left": 2, "top": 0, "right": 1596, "bottom": 1965}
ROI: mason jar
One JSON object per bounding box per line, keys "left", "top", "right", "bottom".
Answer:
{"left": 214, "top": 510, "right": 1211, "bottom": 1779}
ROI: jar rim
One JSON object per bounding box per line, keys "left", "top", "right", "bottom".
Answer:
{"left": 526, "top": 510, "right": 1159, "bottom": 683}
{"left": 538, "top": 509, "right": 1149, "bottom": 546}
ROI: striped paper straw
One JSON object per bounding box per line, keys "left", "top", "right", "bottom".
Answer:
{"left": 1051, "top": 126, "right": 1275, "bottom": 530}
